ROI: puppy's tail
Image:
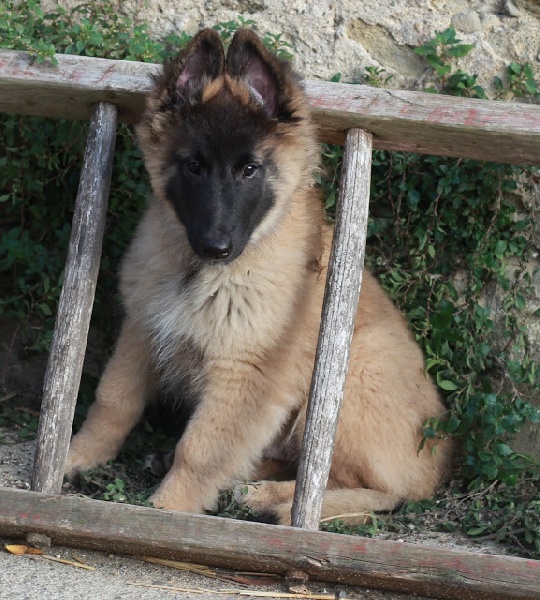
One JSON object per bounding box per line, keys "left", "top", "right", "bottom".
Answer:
{"left": 318, "top": 488, "right": 404, "bottom": 525}
{"left": 275, "top": 488, "right": 404, "bottom": 526}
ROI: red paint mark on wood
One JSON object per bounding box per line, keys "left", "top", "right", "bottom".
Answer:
{"left": 67, "top": 65, "right": 87, "bottom": 82}
{"left": 426, "top": 107, "right": 458, "bottom": 125}
{"left": 306, "top": 92, "right": 366, "bottom": 113}
{"left": 263, "top": 535, "right": 289, "bottom": 552}
{"left": 463, "top": 108, "right": 479, "bottom": 126}
{"left": 350, "top": 540, "right": 372, "bottom": 554}
{"left": 95, "top": 64, "right": 116, "bottom": 85}
{"left": 16, "top": 513, "right": 43, "bottom": 522}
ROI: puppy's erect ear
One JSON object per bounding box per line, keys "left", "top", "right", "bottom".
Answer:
{"left": 226, "top": 30, "right": 283, "bottom": 117}
{"left": 172, "top": 29, "right": 225, "bottom": 98}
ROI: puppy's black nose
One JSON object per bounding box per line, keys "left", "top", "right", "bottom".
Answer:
{"left": 201, "top": 237, "right": 232, "bottom": 260}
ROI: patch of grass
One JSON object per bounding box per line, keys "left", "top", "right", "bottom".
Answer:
{"left": 72, "top": 464, "right": 157, "bottom": 506}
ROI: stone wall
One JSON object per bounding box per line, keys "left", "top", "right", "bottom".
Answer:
{"left": 45, "top": 1, "right": 540, "bottom": 90}
{"left": 105, "top": 1, "right": 540, "bottom": 92}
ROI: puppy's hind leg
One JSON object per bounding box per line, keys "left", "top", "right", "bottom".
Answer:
{"left": 235, "top": 480, "right": 402, "bottom": 526}
{"left": 65, "top": 321, "right": 155, "bottom": 479}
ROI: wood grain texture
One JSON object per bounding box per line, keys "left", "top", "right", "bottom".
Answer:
{"left": 292, "top": 129, "right": 373, "bottom": 530}
{"left": 304, "top": 82, "right": 540, "bottom": 163}
{"left": 31, "top": 102, "right": 117, "bottom": 495}
{"left": 0, "top": 488, "right": 538, "bottom": 600}
{"left": 0, "top": 50, "right": 539, "bottom": 163}
{"left": 0, "top": 50, "right": 156, "bottom": 123}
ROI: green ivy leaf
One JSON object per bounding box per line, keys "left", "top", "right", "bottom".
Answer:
{"left": 437, "top": 378, "right": 458, "bottom": 391}
{"left": 446, "top": 44, "right": 475, "bottom": 58}
{"left": 495, "top": 240, "right": 508, "bottom": 258}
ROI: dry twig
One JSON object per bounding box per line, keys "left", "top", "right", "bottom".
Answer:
{"left": 129, "top": 582, "right": 336, "bottom": 599}
{"left": 41, "top": 554, "right": 96, "bottom": 570}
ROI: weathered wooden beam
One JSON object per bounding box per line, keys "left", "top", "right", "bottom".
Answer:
{"left": 292, "top": 129, "right": 372, "bottom": 530}
{"left": 1, "top": 50, "right": 539, "bottom": 164}
{"left": 31, "top": 102, "right": 117, "bottom": 496}
{"left": 0, "top": 50, "right": 156, "bottom": 124}
{"left": 304, "top": 82, "right": 540, "bottom": 163}
{"left": 0, "top": 488, "right": 538, "bottom": 600}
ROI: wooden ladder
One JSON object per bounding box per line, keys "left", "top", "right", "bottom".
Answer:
{"left": 1, "top": 49, "right": 539, "bottom": 600}
{"left": 29, "top": 100, "right": 372, "bottom": 532}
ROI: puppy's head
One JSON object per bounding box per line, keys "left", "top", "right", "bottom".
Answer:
{"left": 137, "top": 29, "right": 317, "bottom": 263}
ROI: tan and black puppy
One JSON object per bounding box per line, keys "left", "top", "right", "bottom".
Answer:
{"left": 65, "top": 29, "right": 452, "bottom": 525}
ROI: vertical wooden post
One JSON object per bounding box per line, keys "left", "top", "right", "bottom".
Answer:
{"left": 31, "top": 102, "right": 117, "bottom": 497}
{"left": 291, "top": 128, "right": 373, "bottom": 530}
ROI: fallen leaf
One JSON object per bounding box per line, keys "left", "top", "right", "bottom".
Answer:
{"left": 4, "top": 544, "right": 44, "bottom": 556}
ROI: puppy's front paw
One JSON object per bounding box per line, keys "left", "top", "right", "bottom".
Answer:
{"left": 64, "top": 435, "right": 116, "bottom": 480}
{"left": 149, "top": 476, "right": 205, "bottom": 513}
{"left": 233, "top": 481, "right": 293, "bottom": 525}
{"left": 148, "top": 487, "right": 180, "bottom": 511}
{"left": 233, "top": 482, "right": 268, "bottom": 512}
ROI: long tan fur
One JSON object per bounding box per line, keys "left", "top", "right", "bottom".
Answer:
{"left": 65, "top": 29, "right": 452, "bottom": 525}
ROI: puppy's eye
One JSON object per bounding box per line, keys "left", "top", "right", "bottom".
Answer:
{"left": 242, "top": 164, "right": 258, "bottom": 179}
{"left": 187, "top": 161, "right": 202, "bottom": 175}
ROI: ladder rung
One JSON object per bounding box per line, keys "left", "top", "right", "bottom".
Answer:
{"left": 31, "top": 102, "right": 118, "bottom": 496}
{"left": 291, "top": 128, "right": 373, "bottom": 530}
